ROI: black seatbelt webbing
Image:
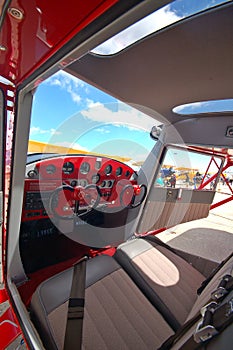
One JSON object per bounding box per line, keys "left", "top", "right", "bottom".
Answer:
{"left": 63, "top": 256, "right": 88, "bottom": 350}
{"left": 158, "top": 274, "right": 233, "bottom": 350}
{"left": 197, "top": 252, "right": 233, "bottom": 295}
{"left": 144, "top": 235, "right": 179, "bottom": 255}
{"left": 158, "top": 314, "right": 201, "bottom": 350}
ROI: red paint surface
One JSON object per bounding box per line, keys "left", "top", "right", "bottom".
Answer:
{"left": 0, "top": 0, "right": 118, "bottom": 85}
{"left": 0, "top": 289, "right": 8, "bottom": 304}
{"left": 0, "top": 307, "right": 21, "bottom": 349}
{"left": 0, "top": 2, "right": 118, "bottom": 348}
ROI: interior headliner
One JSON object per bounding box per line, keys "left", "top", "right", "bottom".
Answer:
{"left": 66, "top": 2, "right": 233, "bottom": 140}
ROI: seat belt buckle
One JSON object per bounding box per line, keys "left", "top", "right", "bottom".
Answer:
{"left": 194, "top": 323, "right": 218, "bottom": 343}
{"left": 211, "top": 274, "right": 233, "bottom": 301}
{"left": 211, "top": 286, "right": 228, "bottom": 300}
{"left": 200, "top": 301, "right": 217, "bottom": 317}
{"left": 194, "top": 302, "right": 218, "bottom": 343}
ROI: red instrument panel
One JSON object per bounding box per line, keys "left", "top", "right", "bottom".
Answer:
{"left": 23, "top": 155, "right": 137, "bottom": 222}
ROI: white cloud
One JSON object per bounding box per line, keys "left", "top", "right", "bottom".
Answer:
{"left": 68, "top": 87, "right": 81, "bottom": 103}
{"left": 47, "top": 71, "right": 84, "bottom": 88}
{"left": 50, "top": 128, "right": 62, "bottom": 136}
{"left": 46, "top": 71, "right": 84, "bottom": 104}
{"left": 81, "top": 102, "right": 156, "bottom": 131}
{"left": 86, "top": 98, "right": 102, "bottom": 109}
{"left": 30, "top": 126, "right": 49, "bottom": 135}
{"left": 95, "top": 127, "right": 111, "bottom": 134}
{"left": 49, "top": 78, "right": 62, "bottom": 87}
{"left": 93, "top": 5, "right": 182, "bottom": 54}
{"left": 30, "top": 126, "right": 61, "bottom": 136}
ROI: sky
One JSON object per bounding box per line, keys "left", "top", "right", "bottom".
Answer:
{"left": 165, "top": 147, "right": 223, "bottom": 174}
{"left": 31, "top": 73, "right": 156, "bottom": 161}
{"left": 29, "top": 0, "right": 232, "bottom": 163}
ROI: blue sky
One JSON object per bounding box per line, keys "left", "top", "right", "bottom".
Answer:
{"left": 30, "top": 71, "right": 156, "bottom": 161}
{"left": 30, "top": 0, "right": 232, "bottom": 162}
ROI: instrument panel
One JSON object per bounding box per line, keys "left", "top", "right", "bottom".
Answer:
{"left": 23, "top": 155, "right": 137, "bottom": 222}
{"left": 20, "top": 154, "right": 140, "bottom": 272}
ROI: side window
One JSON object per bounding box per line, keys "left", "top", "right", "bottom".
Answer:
{"left": 138, "top": 146, "right": 224, "bottom": 233}
{"left": 155, "top": 147, "right": 223, "bottom": 190}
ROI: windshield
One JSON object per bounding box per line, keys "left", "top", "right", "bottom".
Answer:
{"left": 29, "top": 71, "right": 156, "bottom": 169}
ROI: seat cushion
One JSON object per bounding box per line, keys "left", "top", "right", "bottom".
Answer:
{"left": 30, "top": 254, "right": 173, "bottom": 350}
{"left": 115, "top": 238, "right": 205, "bottom": 328}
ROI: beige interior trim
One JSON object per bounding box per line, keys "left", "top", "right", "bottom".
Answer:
{"left": 138, "top": 187, "right": 215, "bottom": 233}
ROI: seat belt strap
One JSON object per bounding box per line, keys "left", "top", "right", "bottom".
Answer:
{"left": 158, "top": 274, "right": 233, "bottom": 350}
{"left": 144, "top": 235, "right": 180, "bottom": 255}
{"left": 158, "top": 314, "right": 200, "bottom": 350}
{"left": 63, "top": 256, "right": 88, "bottom": 350}
{"left": 197, "top": 252, "right": 233, "bottom": 295}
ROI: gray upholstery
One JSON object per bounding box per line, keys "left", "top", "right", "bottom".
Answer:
{"left": 115, "top": 239, "right": 233, "bottom": 349}
{"left": 30, "top": 254, "right": 173, "bottom": 350}
{"left": 115, "top": 238, "right": 205, "bottom": 327}
{"left": 30, "top": 255, "right": 120, "bottom": 350}
{"left": 31, "top": 255, "right": 119, "bottom": 316}
{"left": 30, "top": 241, "right": 233, "bottom": 350}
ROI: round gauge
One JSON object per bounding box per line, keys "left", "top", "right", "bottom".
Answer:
{"left": 105, "top": 164, "right": 112, "bottom": 175}
{"left": 80, "top": 162, "right": 90, "bottom": 174}
{"left": 95, "top": 160, "right": 102, "bottom": 170}
{"left": 27, "top": 169, "right": 38, "bottom": 178}
{"left": 62, "top": 161, "right": 74, "bottom": 174}
{"left": 46, "top": 164, "right": 56, "bottom": 174}
{"left": 116, "top": 167, "right": 123, "bottom": 176}
{"left": 79, "top": 179, "right": 88, "bottom": 187}
{"left": 92, "top": 174, "right": 100, "bottom": 184}
{"left": 107, "top": 180, "right": 112, "bottom": 188}
{"left": 125, "top": 170, "right": 131, "bottom": 177}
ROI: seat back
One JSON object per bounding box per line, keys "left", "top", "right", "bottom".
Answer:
{"left": 137, "top": 187, "right": 214, "bottom": 233}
